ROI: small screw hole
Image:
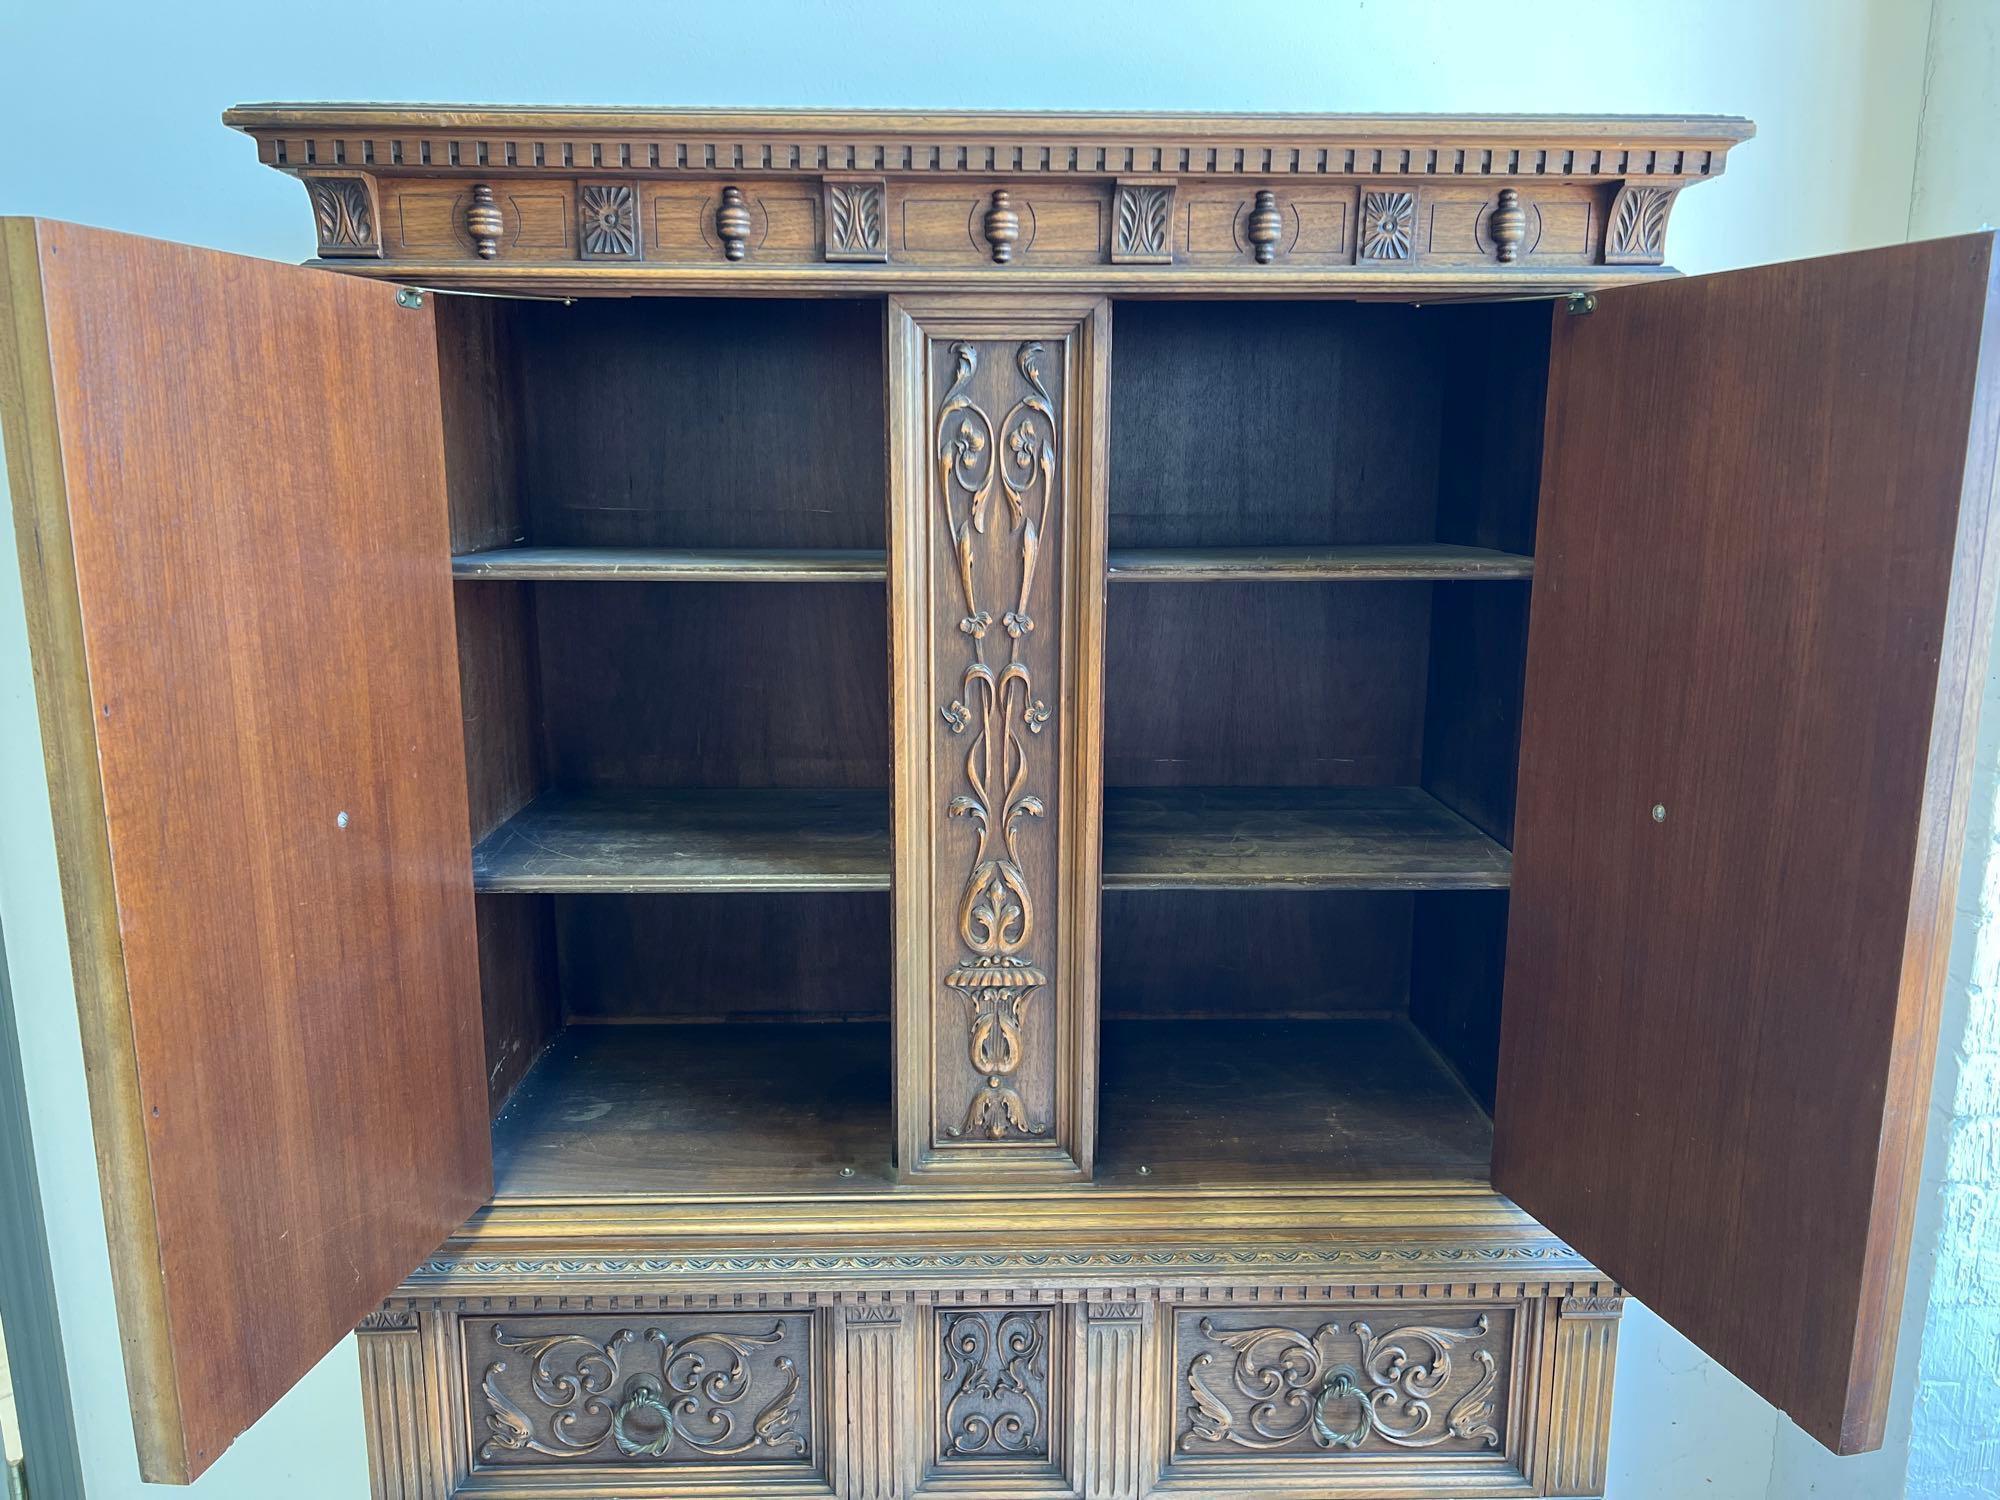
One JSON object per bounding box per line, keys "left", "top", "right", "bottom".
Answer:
{"left": 1651, "top": 804, "right": 1667, "bottom": 823}
{"left": 336, "top": 810, "right": 350, "bottom": 829}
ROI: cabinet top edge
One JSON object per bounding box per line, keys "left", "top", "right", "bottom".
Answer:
{"left": 223, "top": 102, "right": 1755, "bottom": 155}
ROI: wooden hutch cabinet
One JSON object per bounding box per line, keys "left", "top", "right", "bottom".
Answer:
{"left": 3, "top": 105, "right": 1996, "bottom": 1498}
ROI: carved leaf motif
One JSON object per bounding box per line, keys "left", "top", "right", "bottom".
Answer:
{"left": 1608, "top": 185, "right": 1674, "bottom": 261}
{"left": 309, "top": 179, "right": 374, "bottom": 249}
{"left": 829, "top": 182, "right": 885, "bottom": 254}
{"left": 1115, "top": 184, "right": 1172, "bottom": 259}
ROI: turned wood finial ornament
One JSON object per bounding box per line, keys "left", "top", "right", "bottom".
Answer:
{"left": 1491, "top": 187, "right": 1527, "bottom": 264}
{"left": 716, "top": 185, "right": 752, "bottom": 261}
{"left": 983, "top": 190, "right": 1022, "bottom": 263}
{"left": 1246, "top": 189, "right": 1283, "bottom": 264}
{"left": 464, "top": 184, "right": 503, "bottom": 259}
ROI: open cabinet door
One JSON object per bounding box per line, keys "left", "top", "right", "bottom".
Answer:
{"left": 0, "top": 220, "right": 488, "bottom": 1482}
{"left": 1495, "top": 233, "right": 2000, "bottom": 1455}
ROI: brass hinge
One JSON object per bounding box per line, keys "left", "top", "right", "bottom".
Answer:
{"left": 1566, "top": 290, "right": 1598, "bottom": 315}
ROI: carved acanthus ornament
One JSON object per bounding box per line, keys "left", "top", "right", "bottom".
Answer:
{"left": 305, "top": 175, "right": 379, "bottom": 257}
{"left": 825, "top": 178, "right": 888, "bottom": 261}
{"left": 1180, "top": 1314, "right": 1503, "bottom": 1454}
{"left": 473, "top": 1320, "right": 809, "bottom": 1465}
{"left": 1112, "top": 181, "right": 1174, "bottom": 264}
{"left": 1605, "top": 183, "right": 1678, "bottom": 264}
{"left": 935, "top": 341, "right": 1058, "bottom": 1142}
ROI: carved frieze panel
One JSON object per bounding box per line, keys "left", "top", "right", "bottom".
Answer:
{"left": 302, "top": 172, "right": 381, "bottom": 258}
{"left": 1173, "top": 1304, "right": 1515, "bottom": 1459}
{"left": 894, "top": 182, "right": 1109, "bottom": 265}
{"left": 936, "top": 1308, "right": 1054, "bottom": 1461}
{"left": 463, "top": 1313, "right": 813, "bottom": 1468}
{"left": 644, "top": 183, "right": 819, "bottom": 262}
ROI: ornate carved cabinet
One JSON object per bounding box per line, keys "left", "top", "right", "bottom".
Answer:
{"left": 4, "top": 107, "right": 1998, "bottom": 1498}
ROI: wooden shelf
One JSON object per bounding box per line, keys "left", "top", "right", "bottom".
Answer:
{"left": 471, "top": 788, "right": 891, "bottom": 893}
{"left": 1106, "top": 544, "right": 1533, "bottom": 582}
{"left": 486, "top": 1016, "right": 1489, "bottom": 1200}
{"left": 1095, "top": 1018, "right": 1492, "bottom": 1187}
{"left": 1101, "top": 786, "right": 1512, "bottom": 890}
{"left": 452, "top": 546, "right": 888, "bottom": 582}
{"left": 474, "top": 785, "right": 1509, "bottom": 893}
{"left": 492, "top": 1021, "right": 894, "bottom": 1199}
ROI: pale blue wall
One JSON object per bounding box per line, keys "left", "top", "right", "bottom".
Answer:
{"left": 0, "top": 3, "right": 1978, "bottom": 1497}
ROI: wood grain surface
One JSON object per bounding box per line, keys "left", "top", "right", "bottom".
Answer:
{"left": 1496, "top": 234, "right": 2000, "bottom": 1454}
{"left": 1102, "top": 786, "right": 1511, "bottom": 890}
{"left": 0, "top": 219, "right": 488, "bottom": 1480}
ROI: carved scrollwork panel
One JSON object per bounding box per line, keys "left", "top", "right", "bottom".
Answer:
{"left": 930, "top": 337, "right": 1066, "bottom": 1147}
{"left": 936, "top": 1308, "right": 1053, "bottom": 1462}
{"left": 1174, "top": 1306, "right": 1513, "bottom": 1459}
{"left": 464, "top": 1313, "right": 813, "bottom": 1468}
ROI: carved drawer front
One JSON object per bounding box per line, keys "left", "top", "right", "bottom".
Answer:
{"left": 1160, "top": 1301, "right": 1533, "bottom": 1496}
{"left": 463, "top": 1311, "right": 817, "bottom": 1476}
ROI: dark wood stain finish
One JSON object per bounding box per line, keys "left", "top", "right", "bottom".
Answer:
{"left": 0, "top": 220, "right": 489, "bottom": 1481}
{"left": 1497, "top": 236, "right": 2000, "bottom": 1455}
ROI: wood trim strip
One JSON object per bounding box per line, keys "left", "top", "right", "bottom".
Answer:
{"left": 0, "top": 217, "right": 189, "bottom": 1482}
{"left": 320, "top": 261, "right": 1684, "bottom": 298}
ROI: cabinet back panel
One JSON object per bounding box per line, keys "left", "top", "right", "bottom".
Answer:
{"left": 536, "top": 581, "right": 889, "bottom": 788}
{"left": 455, "top": 580, "right": 547, "bottom": 842}
{"left": 1102, "top": 890, "right": 1412, "bottom": 1019}
{"left": 1109, "top": 301, "right": 1443, "bottom": 548}
{"left": 1421, "top": 580, "right": 1531, "bottom": 844}
{"left": 1409, "top": 889, "right": 1509, "bottom": 1114}
{"left": 509, "top": 297, "right": 887, "bottom": 549}
{"left": 557, "top": 892, "right": 890, "bottom": 1022}
{"left": 476, "top": 893, "right": 561, "bottom": 1112}
{"left": 1105, "top": 581, "right": 1429, "bottom": 786}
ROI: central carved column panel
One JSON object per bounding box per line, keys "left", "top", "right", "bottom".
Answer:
{"left": 889, "top": 296, "right": 1108, "bottom": 1181}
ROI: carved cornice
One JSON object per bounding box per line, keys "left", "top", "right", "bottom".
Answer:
{"left": 226, "top": 105, "right": 1751, "bottom": 181}
{"left": 235, "top": 105, "right": 1748, "bottom": 282}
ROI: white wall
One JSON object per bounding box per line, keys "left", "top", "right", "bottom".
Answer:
{"left": 0, "top": 3, "right": 1969, "bottom": 1496}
